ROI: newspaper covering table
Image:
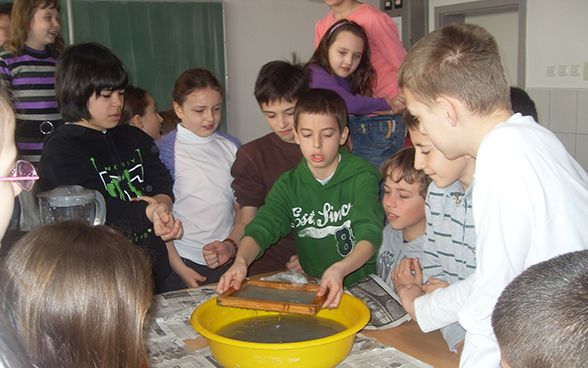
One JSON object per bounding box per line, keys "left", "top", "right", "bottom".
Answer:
{"left": 145, "top": 284, "right": 431, "bottom": 368}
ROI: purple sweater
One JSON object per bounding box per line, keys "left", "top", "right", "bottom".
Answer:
{"left": 308, "top": 64, "right": 390, "bottom": 115}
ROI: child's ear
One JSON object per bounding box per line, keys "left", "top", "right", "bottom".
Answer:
{"left": 293, "top": 128, "right": 301, "bottom": 145}
{"left": 130, "top": 114, "right": 143, "bottom": 129}
{"left": 436, "top": 97, "right": 457, "bottom": 127}
{"left": 172, "top": 102, "right": 184, "bottom": 121}
{"left": 339, "top": 126, "right": 349, "bottom": 146}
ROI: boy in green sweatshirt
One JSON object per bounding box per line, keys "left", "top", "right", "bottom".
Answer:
{"left": 216, "top": 88, "right": 384, "bottom": 309}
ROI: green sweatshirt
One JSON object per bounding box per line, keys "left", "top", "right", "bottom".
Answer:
{"left": 244, "top": 148, "right": 384, "bottom": 287}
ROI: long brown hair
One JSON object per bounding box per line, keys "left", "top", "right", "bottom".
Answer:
{"left": 307, "top": 19, "right": 377, "bottom": 97}
{"left": 7, "top": 0, "right": 64, "bottom": 56}
{"left": 1, "top": 221, "right": 153, "bottom": 368}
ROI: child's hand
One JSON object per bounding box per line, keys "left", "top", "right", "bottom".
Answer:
{"left": 146, "top": 202, "right": 183, "bottom": 241}
{"left": 396, "top": 283, "right": 423, "bottom": 320}
{"left": 422, "top": 277, "right": 449, "bottom": 294}
{"left": 286, "top": 255, "right": 305, "bottom": 274}
{"left": 215, "top": 259, "right": 247, "bottom": 295}
{"left": 317, "top": 263, "right": 345, "bottom": 309}
{"left": 391, "top": 258, "right": 423, "bottom": 291}
{"left": 176, "top": 264, "right": 207, "bottom": 288}
{"left": 202, "top": 240, "right": 235, "bottom": 269}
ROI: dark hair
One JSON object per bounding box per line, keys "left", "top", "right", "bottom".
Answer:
{"left": 294, "top": 88, "right": 347, "bottom": 132}
{"left": 55, "top": 43, "right": 128, "bottom": 123}
{"left": 307, "top": 19, "right": 376, "bottom": 97}
{"left": 510, "top": 86, "right": 538, "bottom": 122}
{"left": 380, "top": 146, "right": 431, "bottom": 199}
{"left": 0, "top": 3, "right": 12, "bottom": 16}
{"left": 254, "top": 60, "right": 310, "bottom": 106}
{"left": 0, "top": 221, "right": 153, "bottom": 368}
{"left": 492, "top": 250, "right": 588, "bottom": 368}
{"left": 398, "top": 23, "right": 511, "bottom": 117}
{"left": 402, "top": 112, "right": 419, "bottom": 131}
{"left": 8, "top": 0, "right": 63, "bottom": 56}
{"left": 119, "top": 85, "right": 149, "bottom": 126}
{"left": 172, "top": 68, "right": 223, "bottom": 106}
{"left": 159, "top": 108, "right": 180, "bottom": 136}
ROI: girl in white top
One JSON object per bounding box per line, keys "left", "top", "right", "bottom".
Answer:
{"left": 157, "top": 69, "right": 240, "bottom": 287}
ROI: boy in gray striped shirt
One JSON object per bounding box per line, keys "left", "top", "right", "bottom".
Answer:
{"left": 392, "top": 115, "right": 476, "bottom": 355}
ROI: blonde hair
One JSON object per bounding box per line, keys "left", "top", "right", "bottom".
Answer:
{"left": 7, "top": 0, "right": 63, "bottom": 56}
{"left": 1, "top": 221, "right": 153, "bottom": 368}
{"left": 398, "top": 23, "right": 511, "bottom": 117}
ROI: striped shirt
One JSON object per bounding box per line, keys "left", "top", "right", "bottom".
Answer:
{"left": 0, "top": 46, "right": 62, "bottom": 160}
{"left": 422, "top": 180, "right": 477, "bottom": 284}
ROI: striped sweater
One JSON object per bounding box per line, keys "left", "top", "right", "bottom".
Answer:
{"left": 0, "top": 46, "right": 62, "bottom": 160}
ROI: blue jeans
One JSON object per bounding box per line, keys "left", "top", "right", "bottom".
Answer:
{"left": 347, "top": 114, "right": 406, "bottom": 170}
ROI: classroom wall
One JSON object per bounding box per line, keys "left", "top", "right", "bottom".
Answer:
{"left": 428, "top": 0, "right": 588, "bottom": 170}
{"left": 222, "top": 0, "right": 380, "bottom": 144}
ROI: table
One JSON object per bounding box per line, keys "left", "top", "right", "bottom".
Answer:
{"left": 363, "top": 321, "right": 459, "bottom": 368}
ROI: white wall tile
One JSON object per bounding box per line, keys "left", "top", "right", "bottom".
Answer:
{"left": 554, "top": 132, "right": 576, "bottom": 157}
{"left": 549, "top": 90, "right": 578, "bottom": 133}
{"left": 577, "top": 91, "right": 588, "bottom": 134}
{"left": 526, "top": 89, "right": 549, "bottom": 127}
{"left": 574, "top": 134, "right": 588, "bottom": 173}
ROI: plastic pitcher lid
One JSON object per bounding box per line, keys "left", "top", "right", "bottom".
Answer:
{"left": 37, "top": 185, "right": 97, "bottom": 207}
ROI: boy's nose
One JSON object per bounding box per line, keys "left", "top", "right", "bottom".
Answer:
{"left": 313, "top": 136, "right": 322, "bottom": 148}
{"left": 384, "top": 194, "right": 397, "bottom": 208}
{"left": 414, "top": 153, "right": 426, "bottom": 170}
{"left": 157, "top": 113, "right": 163, "bottom": 123}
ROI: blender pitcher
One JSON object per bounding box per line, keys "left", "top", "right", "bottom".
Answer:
{"left": 37, "top": 185, "right": 106, "bottom": 226}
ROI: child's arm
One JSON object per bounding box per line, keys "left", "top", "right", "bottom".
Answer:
{"left": 136, "top": 194, "right": 183, "bottom": 242}
{"left": 215, "top": 236, "right": 261, "bottom": 294}
{"left": 318, "top": 240, "right": 376, "bottom": 309}
{"left": 203, "top": 204, "right": 246, "bottom": 268}
{"left": 166, "top": 240, "right": 206, "bottom": 288}
{"left": 308, "top": 65, "right": 393, "bottom": 115}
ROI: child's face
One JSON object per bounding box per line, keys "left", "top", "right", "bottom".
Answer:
{"left": 328, "top": 30, "right": 363, "bottom": 79}
{"left": 404, "top": 88, "right": 461, "bottom": 160}
{"left": 138, "top": 94, "right": 163, "bottom": 141}
{"left": 0, "top": 115, "right": 20, "bottom": 238}
{"left": 0, "top": 14, "right": 11, "bottom": 44}
{"left": 383, "top": 170, "right": 426, "bottom": 241}
{"left": 27, "top": 6, "right": 60, "bottom": 50}
{"left": 174, "top": 88, "right": 222, "bottom": 138}
{"left": 260, "top": 99, "right": 296, "bottom": 144}
{"left": 294, "top": 113, "right": 348, "bottom": 180}
{"left": 82, "top": 89, "right": 124, "bottom": 131}
{"left": 410, "top": 128, "right": 475, "bottom": 190}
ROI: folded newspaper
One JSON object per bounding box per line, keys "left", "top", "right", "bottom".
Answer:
{"left": 346, "top": 274, "right": 411, "bottom": 330}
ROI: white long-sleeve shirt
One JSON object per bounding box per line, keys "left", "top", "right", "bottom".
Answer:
{"left": 415, "top": 113, "right": 588, "bottom": 367}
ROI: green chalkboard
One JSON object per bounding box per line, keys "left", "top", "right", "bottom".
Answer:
{"left": 63, "top": 0, "right": 227, "bottom": 130}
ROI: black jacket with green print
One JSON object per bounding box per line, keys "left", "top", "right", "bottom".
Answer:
{"left": 244, "top": 148, "right": 385, "bottom": 287}
{"left": 38, "top": 124, "right": 174, "bottom": 283}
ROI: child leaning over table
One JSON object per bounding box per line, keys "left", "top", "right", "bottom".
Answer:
{"left": 394, "top": 23, "right": 588, "bottom": 367}
{"left": 376, "top": 146, "right": 430, "bottom": 289}
{"left": 216, "top": 88, "right": 384, "bottom": 309}
{"left": 392, "top": 114, "right": 476, "bottom": 355}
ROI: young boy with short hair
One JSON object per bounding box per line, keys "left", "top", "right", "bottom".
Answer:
{"left": 203, "top": 61, "right": 308, "bottom": 275}
{"left": 393, "top": 114, "right": 476, "bottom": 354}
{"left": 395, "top": 23, "right": 588, "bottom": 367}
{"left": 216, "top": 88, "right": 384, "bottom": 309}
{"left": 492, "top": 250, "right": 588, "bottom": 368}
{"left": 376, "top": 146, "right": 430, "bottom": 289}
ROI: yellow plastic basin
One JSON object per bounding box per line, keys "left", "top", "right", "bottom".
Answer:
{"left": 191, "top": 293, "right": 370, "bottom": 368}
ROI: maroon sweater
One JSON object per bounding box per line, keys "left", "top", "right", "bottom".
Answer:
{"left": 231, "top": 132, "right": 302, "bottom": 274}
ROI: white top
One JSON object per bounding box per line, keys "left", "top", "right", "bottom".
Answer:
{"left": 414, "top": 114, "right": 588, "bottom": 368}
{"left": 172, "top": 124, "right": 238, "bottom": 265}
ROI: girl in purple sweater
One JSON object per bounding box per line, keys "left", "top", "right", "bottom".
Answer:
{"left": 306, "top": 19, "right": 406, "bottom": 170}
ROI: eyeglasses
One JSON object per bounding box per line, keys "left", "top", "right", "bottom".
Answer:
{"left": 0, "top": 160, "right": 39, "bottom": 192}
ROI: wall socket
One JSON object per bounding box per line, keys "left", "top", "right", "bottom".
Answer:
{"left": 558, "top": 65, "right": 568, "bottom": 76}
{"left": 547, "top": 65, "right": 556, "bottom": 77}
{"left": 570, "top": 65, "right": 581, "bottom": 77}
